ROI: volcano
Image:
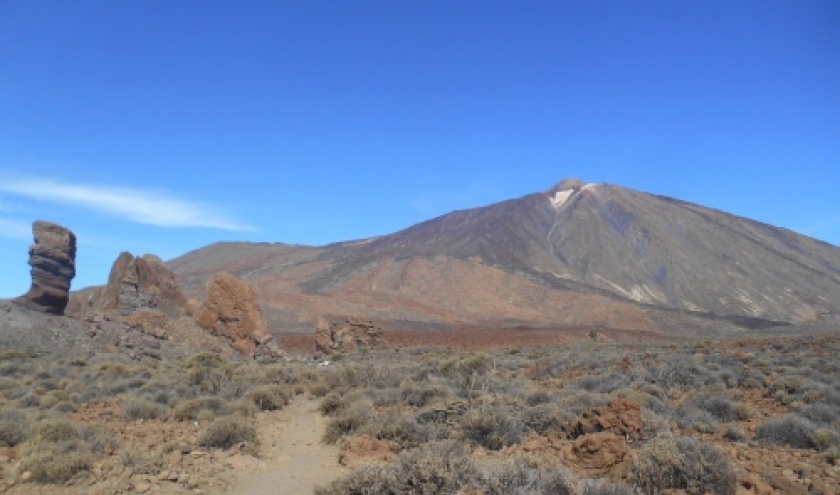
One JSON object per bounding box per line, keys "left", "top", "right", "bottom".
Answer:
{"left": 169, "top": 179, "right": 840, "bottom": 336}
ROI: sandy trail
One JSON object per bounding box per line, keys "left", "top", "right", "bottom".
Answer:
{"left": 225, "top": 397, "right": 346, "bottom": 495}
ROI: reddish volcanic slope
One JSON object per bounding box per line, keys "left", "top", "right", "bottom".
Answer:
{"left": 168, "top": 179, "right": 840, "bottom": 336}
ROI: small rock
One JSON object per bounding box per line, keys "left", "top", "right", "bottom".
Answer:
{"left": 133, "top": 482, "right": 151, "bottom": 493}
{"left": 19, "top": 471, "right": 31, "bottom": 482}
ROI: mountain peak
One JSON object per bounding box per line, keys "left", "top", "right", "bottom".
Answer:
{"left": 547, "top": 178, "right": 597, "bottom": 209}
{"left": 551, "top": 178, "right": 587, "bottom": 192}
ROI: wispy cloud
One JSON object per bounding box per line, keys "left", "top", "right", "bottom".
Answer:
{"left": 0, "top": 217, "right": 33, "bottom": 240}
{"left": 0, "top": 176, "right": 253, "bottom": 231}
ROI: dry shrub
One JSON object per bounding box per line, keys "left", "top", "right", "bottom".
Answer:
{"left": 246, "top": 384, "right": 290, "bottom": 411}
{"left": 630, "top": 436, "right": 735, "bottom": 495}
{"left": 372, "top": 412, "right": 435, "bottom": 448}
{"left": 21, "top": 418, "right": 96, "bottom": 484}
{"left": 319, "top": 393, "right": 345, "bottom": 415}
{"left": 20, "top": 442, "right": 92, "bottom": 484}
{"left": 400, "top": 385, "right": 447, "bottom": 407}
{"left": 119, "top": 446, "right": 165, "bottom": 474}
{"left": 479, "top": 457, "right": 577, "bottom": 495}
{"left": 33, "top": 418, "right": 80, "bottom": 443}
{"left": 309, "top": 383, "right": 331, "bottom": 398}
{"left": 123, "top": 398, "right": 167, "bottom": 420}
{"left": 579, "top": 479, "right": 639, "bottom": 495}
{"left": 0, "top": 420, "right": 27, "bottom": 446}
{"left": 0, "top": 407, "right": 28, "bottom": 447}
{"left": 184, "top": 352, "right": 226, "bottom": 369}
{"left": 171, "top": 396, "right": 228, "bottom": 421}
{"left": 755, "top": 414, "right": 817, "bottom": 449}
{"left": 324, "top": 403, "right": 374, "bottom": 444}
{"left": 461, "top": 407, "right": 523, "bottom": 451}
{"left": 79, "top": 424, "right": 119, "bottom": 454}
{"left": 523, "top": 404, "right": 575, "bottom": 436}
{"left": 199, "top": 416, "right": 258, "bottom": 450}
{"left": 316, "top": 442, "right": 476, "bottom": 495}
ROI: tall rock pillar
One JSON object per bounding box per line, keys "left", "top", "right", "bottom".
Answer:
{"left": 14, "top": 221, "right": 77, "bottom": 315}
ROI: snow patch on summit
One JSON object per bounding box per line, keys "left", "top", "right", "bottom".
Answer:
{"left": 551, "top": 189, "right": 575, "bottom": 209}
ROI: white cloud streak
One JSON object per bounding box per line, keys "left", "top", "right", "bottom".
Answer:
{"left": 0, "top": 176, "right": 253, "bottom": 231}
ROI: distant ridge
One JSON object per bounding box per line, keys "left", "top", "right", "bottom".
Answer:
{"left": 168, "top": 180, "right": 840, "bottom": 335}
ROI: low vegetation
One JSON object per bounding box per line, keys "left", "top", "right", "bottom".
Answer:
{"left": 1, "top": 334, "right": 839, "bottom": 494}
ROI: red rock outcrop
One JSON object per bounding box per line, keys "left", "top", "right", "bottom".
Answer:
{"left": 196, "top": 272, "right": 281, "bottom": 356}
{"left": 572, "top": 432, "right": 630, "bottom": 475}
{"left": 315, "top": 316, "right": 385, "bottom": 354}
{"left": 14, "top": 221, "right": 77, "bottom": 315}
{"left": 571, "top": 399, "right": 643, "bottom": 441}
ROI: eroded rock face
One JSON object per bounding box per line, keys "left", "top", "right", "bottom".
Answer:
{"left": 196, "top": 272, "right": 280, "bottom": 356}
{"left": 315, "top": 316, "right": 385, "bottom": 354}
{"left": 68, "top": 252, "right": 190, "bottom": 339}
{"left": 14, "top": 221, "right": 77, "bottom": 315}
{"left": 104, "top": 252, "right": 189, "bottom": 317}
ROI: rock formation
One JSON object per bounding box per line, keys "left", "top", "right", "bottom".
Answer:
{"left": 99, "top": 252, "right": 189, "bottom": 317}
{"left": 315, "top": 316, "right": 385, "bottom": 354}
{"left": 68, "top": 252, "right": 191, "bottom": 339}
{"left": 14, "top": 221, "right": 77, "bottom": 315}
{"left": 196, "top": 272, "right": 281, "bottom": 357}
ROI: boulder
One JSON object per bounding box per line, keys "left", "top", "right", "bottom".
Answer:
{"left": 196, "top": 273, "right": 280, "bottom": 356}
{"left": 315, "top": 316, "right": 385, "bottom": 354}
{"left": 13, "top": 221, "right": 77, "bottom": 315}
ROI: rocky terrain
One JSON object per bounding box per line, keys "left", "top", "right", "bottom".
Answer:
{"left": 168, "top": 179, "right": 840, "bottom": 337}
{"left": 0, "top": 205, "right": 839, "bottom": 495}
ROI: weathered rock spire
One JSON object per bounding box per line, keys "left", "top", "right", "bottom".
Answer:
{"left": 14, "top": 221, "right": 77, "bottom": 315}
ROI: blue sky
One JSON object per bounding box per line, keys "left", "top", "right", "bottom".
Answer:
{"left": 1, "top": 1, "right": 838, "bottom": 297}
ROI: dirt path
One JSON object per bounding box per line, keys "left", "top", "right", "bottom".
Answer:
{"left": 224, "top": 397, "right": 346, "bottom": 495}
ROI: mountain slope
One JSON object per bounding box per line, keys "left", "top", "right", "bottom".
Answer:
{"left": 168, "top": 179, "right": 840, "bottom": 334}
